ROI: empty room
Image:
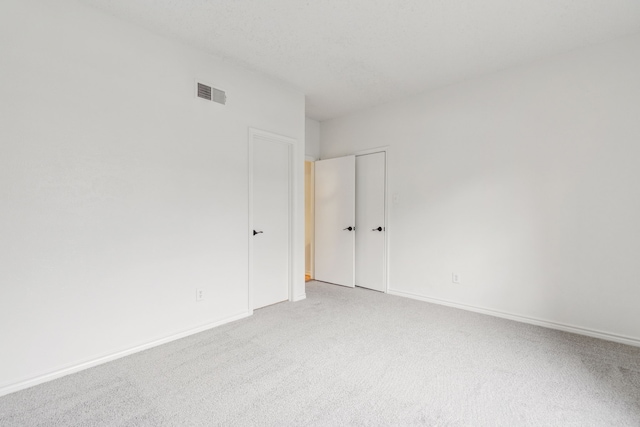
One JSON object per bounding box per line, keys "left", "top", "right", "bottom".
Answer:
{"left": 1, "top": 0, "right": 640, "bottom": 425}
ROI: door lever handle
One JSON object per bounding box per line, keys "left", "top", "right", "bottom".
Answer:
{"left": 343, "top": 226, "right": 355, "bottom": 231}
{"left": 253, "top": 230, "right": 263, "bottom": 236}
{"left": 371, "top": 226, "right": 383, "bottom": 232}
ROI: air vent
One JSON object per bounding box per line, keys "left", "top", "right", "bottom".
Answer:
{"left": 197, "top": 83, "right": 212, "bottom": 101}
{"left": 196, "top": 82, "right": 227, "bottom": 105}
{"left": 211, "top": 87, "right": 226, "bottom": 105}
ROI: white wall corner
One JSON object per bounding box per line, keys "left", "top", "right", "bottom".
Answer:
{"left": 305, "top": 118, "right": 321, "bottom": 160}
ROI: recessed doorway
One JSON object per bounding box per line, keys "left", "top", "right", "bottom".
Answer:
{"left": 305, "top": 160, "right": 315, "bottom": 282}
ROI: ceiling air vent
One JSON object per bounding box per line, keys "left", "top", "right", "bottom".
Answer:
{"left": 197, "top": 82, "right": 227, "bottom": 105}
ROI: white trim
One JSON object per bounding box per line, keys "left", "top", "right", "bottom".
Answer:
{"left": 354, "top": 146, "right": 389, "bottom": 157}
{"left": 354, "top": 147, "right": 390, "bottom": 294}
{"left": 248, "top": 128, "right": 297, "bottom": 309}
{"left": 388, "top": 289, "right": 640, "bottom": 348}
{"left": 305, "top": 155, "right": 317, "bottom": 162}
{"left": 0, "top": 311, "right": 251, "bottom": 397}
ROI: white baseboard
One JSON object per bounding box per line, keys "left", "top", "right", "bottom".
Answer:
{"left": 0, "top": 311, "right": 251, "bottom": 398}
{"left": 388, "top": 289, "right": 640, "bottom": 348}
{"left": 292, "top": 293, "right": 306, "bottom": 302}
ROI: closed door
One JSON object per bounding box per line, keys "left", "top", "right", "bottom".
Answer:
{"left": 355, "top": 152, "right": 386, "bottom": 292}
{"left": 250, "top": 133, "right": 291, "bottom": 309}
{"left": 314, "top": 156, "right": 355, "bottom": 287}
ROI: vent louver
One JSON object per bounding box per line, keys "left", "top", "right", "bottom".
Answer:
{"left": 197, "top": 83, "right": 212, "bottom": 101}
{"left": 197, "top": 82, "right": 226, "bottom": 105}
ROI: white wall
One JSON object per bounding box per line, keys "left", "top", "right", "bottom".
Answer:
{"left": 321, "top": 34, "right": 640, "bottom": 344}
{"left": 0, "top": 0, "right": 305, "bottom": 394}
{"left": 305, "top": 118, "right": 321, "bottom": 159}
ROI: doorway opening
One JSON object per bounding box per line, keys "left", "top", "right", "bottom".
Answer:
{"left": 305, "top": 160, "right": 315, "bottom": 282}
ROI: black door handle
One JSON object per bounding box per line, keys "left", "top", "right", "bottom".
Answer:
{"left": 253, "top": 230, "right": 263, "bottom": 236}
{"left": 371, "top": 226, "right": 383, "bottom": 232}
{"left": 343, "top": 226, "right": 354, "bottom": 231}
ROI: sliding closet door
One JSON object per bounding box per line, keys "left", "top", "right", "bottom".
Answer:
{"left": 355, "top": 152, "right": 386, "bottom": 292}
{"left": 314, "top": 156, "right": 356, "bottom": 287}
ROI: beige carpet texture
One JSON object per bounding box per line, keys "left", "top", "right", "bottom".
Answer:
{"left": 1, "top": 281, "right": 639, "bottom": 426}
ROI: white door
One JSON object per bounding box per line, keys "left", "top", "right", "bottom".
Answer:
{"left": 314, "top": 156, "right": 356, "bottom": 287}
{"left": 250, "top": 132, "right": 291, "bottom": 310}
{"left": 356, "top": 152, "right": 386, "bottom": 292}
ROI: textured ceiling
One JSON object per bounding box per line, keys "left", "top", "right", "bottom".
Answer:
{"left": 80, "top": 0, "right": 640, "bottom": 121}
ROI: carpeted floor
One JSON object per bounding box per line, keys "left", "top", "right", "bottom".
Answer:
{"left": 1, "top": 281, "right": 639, "bottom": 426}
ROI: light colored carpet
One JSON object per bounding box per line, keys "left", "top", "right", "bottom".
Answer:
{"left": 1, "top": 281, "right": 639, "bottom": 426}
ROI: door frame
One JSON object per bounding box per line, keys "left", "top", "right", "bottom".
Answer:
{"left": 248, "top": 128, "right": 296, "bottom": 314}
{"left": 355, "top": 146, "right": 390, "bottom": 293}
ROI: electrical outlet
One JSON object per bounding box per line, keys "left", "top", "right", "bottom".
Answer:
{"left": 452, "top": 273, "right": 461, "bottom": 284}
{"left": 196, "top": 289, "right": 204, "bottom": 301}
